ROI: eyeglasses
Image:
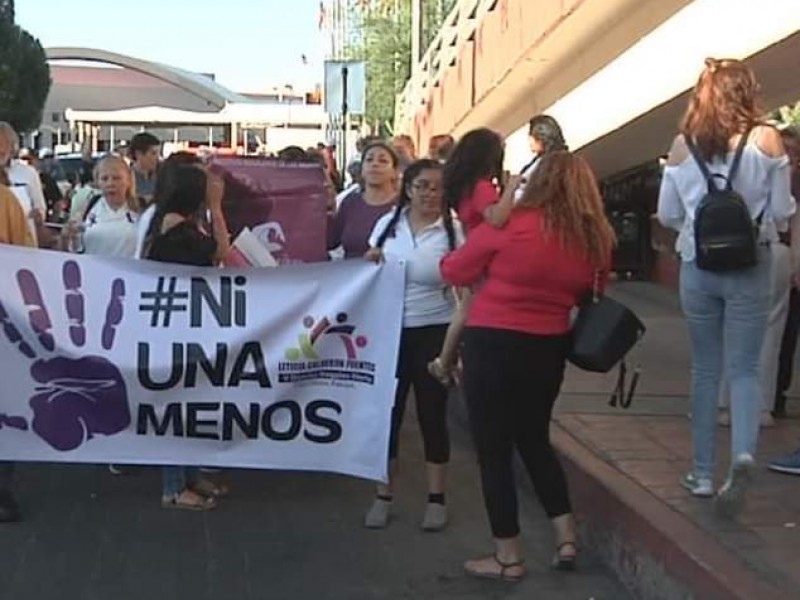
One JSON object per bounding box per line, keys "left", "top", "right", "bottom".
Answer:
{"left": 411, "top": 180, "right": 441, "bottom": 194}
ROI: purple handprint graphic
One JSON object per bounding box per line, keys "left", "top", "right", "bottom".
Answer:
{"left": 0, "top": 260, "right": 130, "bottom": 451}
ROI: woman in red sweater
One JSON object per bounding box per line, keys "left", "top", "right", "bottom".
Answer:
{"left": 441, "top": 151, "right": 615, "bottom": 582}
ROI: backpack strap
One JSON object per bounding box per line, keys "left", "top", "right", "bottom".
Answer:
{"left": 82, "top": 193, "right": 103, "bottom": 222}
{"left": 684, "top": 136, "right": 719, "bottom": 193}
{"left": 725, "top": 126, "right": 754, "bottom": 192}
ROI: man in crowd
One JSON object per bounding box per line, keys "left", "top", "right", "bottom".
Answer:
{"left": 0, "top": 162, "right": 36, "bottom": 522}
{"left": 0, "top": 122, "right": 48, "bottom": 246}
{"left": 769, "top": 125, "right": 800, "bottom": 475}
{"left": 129, "top": 132, "right": 161, "bottom": 207}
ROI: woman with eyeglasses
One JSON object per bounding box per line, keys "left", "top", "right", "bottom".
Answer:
{"left": 363, "top": 159, "right": 463, "bottom": 532}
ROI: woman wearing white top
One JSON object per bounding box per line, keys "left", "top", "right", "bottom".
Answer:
{"left": 62, "top": 155, "right": 139, "bottom": 258}
{"left": 657, "top": 58, "right": 794, "bottom": 516}
{"left": 0, "top": 122, "right": 48, "bottom": 246}
{"left": 363, "top": 158, "right": 464, "bottom": 532}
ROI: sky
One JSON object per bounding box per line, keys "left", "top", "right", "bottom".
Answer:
{"left": 15, "top": 0, "right": 327, "bottom": 92}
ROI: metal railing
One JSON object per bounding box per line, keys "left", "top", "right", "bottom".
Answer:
{"left": 395, "top": 0, "right": 488, "bottom": 133}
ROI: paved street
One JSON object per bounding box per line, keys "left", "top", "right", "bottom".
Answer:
{"left": 0, "top": 406, "right": 628, "bottom": 600}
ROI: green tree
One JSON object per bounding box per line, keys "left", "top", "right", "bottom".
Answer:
{"left": 777, "top": 102, "right": 800, "bottom": 129}
{"left": 0, "top": 17, "right": 51, "bottom": 134}
{"left": 0, "top": 0, "right": 13, "bottom": 23}
{"left": 346, "top": 1, "right": 411, "bottom": 136}
{"left": 346, "top": 0, "right": 455, "bottom": 135}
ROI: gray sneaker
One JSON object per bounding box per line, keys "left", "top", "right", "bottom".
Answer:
{"left": 364, "top": 498, "right": 392, "bottom": 529}
{"left": 715, "top": 453, "right": 755, "bottom": 518}
{"left": 681, "top": 472, "right": 714, "bottom": 497}
{"left": 421, "top": 503, "right": 448, "bottom": 532}
{"left": 768, "top": 448, "right": 800, "bottom": 475}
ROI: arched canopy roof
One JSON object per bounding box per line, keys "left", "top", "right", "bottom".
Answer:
{"left": 45, "top": 47, "right": 249, "bottom": 109}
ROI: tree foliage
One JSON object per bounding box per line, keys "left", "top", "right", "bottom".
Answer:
{"left": 0, "top": 0, "right": 13, "bottom": 23}
{"left": 0, "top": 12, "right": 51, "bottom": 134}
{"left": 777, "top": 102, "right": 800, "bottom": 129}
{"left": 346, "top": 0, "right": 454, "bottom": 136}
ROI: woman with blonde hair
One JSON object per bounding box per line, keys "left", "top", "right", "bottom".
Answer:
{"left": 657, "top": 58, "right": 794, "bottom": 516}
{"left": 441, "top": 151, "right": 615, "bottom": 581}
{"left": 62, "top": 154, "right": 140, "bottom": 258}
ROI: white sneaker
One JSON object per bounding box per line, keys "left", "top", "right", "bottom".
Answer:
{"left": 715, "top": 453, "right": 755, "bottom": 518}
{"left": 421, "top": 503, "right": 448, "bottom": 532}
{"left": 681, "top": 472, "right": 714, "bottom": 497}
{"left": 364, "top": 497, "right": 392, "bottom": 529}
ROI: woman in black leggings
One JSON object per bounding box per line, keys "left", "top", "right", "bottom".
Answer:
{"left": 441, "top": 152, "right": 616, "bottom": 581}
{"left": 363, "top": 159, "right": 461, "bottom": 531}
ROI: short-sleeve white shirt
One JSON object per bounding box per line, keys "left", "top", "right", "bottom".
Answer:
{"left": 83, "top": 197, "right": 139, "bottom": 258}
{"left": 369, "top": 208, "right": 464, "bottom": 328}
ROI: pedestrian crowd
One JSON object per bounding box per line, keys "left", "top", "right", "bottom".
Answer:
{"left": 0, "top": 57, "right": 799, "bottom": 584}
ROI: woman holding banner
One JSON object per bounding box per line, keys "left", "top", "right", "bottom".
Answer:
{"left": 143, "top": 161, "right": 232, "bottom": 510}
{"left": 441, "top": 152, "right": 615, "bottom": 581}
{"left": 328, "top": 142, "right": 398, "bottom": 259}
{"left": 363, "top": 158, "right": 463, "bottom": 531}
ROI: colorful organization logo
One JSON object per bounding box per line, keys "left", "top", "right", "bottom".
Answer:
{"left": 279, "top": 313, "right": 375, "bottom": 386}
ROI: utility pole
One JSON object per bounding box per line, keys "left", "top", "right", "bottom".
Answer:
{"left": 411, "top": 0, "right": 423, "bottom": 75}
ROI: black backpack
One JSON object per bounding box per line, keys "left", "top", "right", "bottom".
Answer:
{"left": 686, "top": 129, "right": 762, "bottom": 272}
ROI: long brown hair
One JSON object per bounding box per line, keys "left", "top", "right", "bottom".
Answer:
{"left": 518, "top": 151, "right": 615, "bottom": 267}
{"left": 681, "top": 58, "right": 761, "bottom": 161}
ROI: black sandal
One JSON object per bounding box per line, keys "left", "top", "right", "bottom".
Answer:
{"left": 552, "top": 541, "right": 578, "bottom": 571}
{"left": 464, "top": 554, "right": 526, "bottom": 582}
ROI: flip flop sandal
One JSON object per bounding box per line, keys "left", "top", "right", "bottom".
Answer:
{"left": 161, "top": 491, "right": 216, "bottom": 511}
{"left": 552, "top": 542, "right": 578, "bottom": 571}
{"left": 464, "top": 554, "right": 525, "bottom": 583}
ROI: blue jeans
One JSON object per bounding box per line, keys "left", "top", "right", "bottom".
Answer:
{"left": 680, "top": 251, "right": 770, "bottom": 479}
{"left": 162, "top": 466, "right": 199, "bottom": 497}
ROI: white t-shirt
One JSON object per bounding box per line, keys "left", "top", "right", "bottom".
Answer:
{"left": 134, "top": 204, "right": 156, "bottom": 259}
{"left": 82, "top": 197, "right": 139, "bottom": 258}
{"left": 7, "top": 160, "right": 47, "bottom": 244}
{"left": 369, "top": 208, "right": 464, "bottom": 328}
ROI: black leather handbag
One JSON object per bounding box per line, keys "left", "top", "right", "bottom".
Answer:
{"left": 568, "top": 273, "right": 646, "bottom": 408}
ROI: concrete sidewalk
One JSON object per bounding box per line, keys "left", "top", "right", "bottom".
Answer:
{"left": 552, "top": 282, "right": 800, "bottom": 600}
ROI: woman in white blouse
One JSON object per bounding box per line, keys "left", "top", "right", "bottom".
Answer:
{"left": 363, "top": 158, "right": 463, "bottom": 532}
{"left": 657, "top": 58, "right": 794, "bottom": 517}
{"left": 62, "top": 154, "right": 139, "bottom": 258}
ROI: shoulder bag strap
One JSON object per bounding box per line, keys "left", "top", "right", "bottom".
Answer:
{"left": 608, "top": 361, "right": 641, "bottom": 409}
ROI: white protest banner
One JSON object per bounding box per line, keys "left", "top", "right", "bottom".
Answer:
{"left": 0, "top": 246, "right": 405, "bottom": 481}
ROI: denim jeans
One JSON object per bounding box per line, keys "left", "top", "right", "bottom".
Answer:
{"left": 718, "top": 243, "right": 791, "bottom": 411}
{"left": 680, "top": 250, "right": 771, "bottom": 479}
{"left": 162, "top": 466, "right": 199, "bottom": 497}
{"left": 0, "top": 462, "right": 13, "bottom": 490}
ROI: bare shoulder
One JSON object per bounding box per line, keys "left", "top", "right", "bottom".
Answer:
{"left": 752, "top": 125, "right": 786, "bottom": 158}
{"left": 665, "top": 134, "right": 689, "bottom": 167}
